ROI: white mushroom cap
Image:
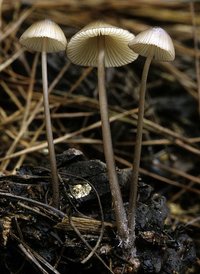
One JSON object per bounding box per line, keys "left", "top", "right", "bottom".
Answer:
{"left": 20, "top": 19, "right": 67, "bottom": 53}
{"left": 129, "top": 27, "right": 175, "bottom": 62}
{"left": 67, "top": 21, "right": 138, "bottom": 67}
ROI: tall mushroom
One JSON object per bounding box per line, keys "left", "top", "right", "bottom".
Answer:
{"left": 67, "top": 21, "right": 138, "bottom": 241}
{"left": 128, "top": 27, "right": 175, "bottom": 253}
{"left": 20, "top": 19, "right": 67, "bottom": 208}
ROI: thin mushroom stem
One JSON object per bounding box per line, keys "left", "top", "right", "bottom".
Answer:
{"left": 97, "top": 36, "right": 128, "bottom": 242}
{"left": 41, "top": 40, "right": 59, "bottom": 208}
{"left": 128, "top": 55, "right": 152, "bottom": 255}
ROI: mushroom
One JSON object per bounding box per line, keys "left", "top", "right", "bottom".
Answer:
{"left": 67, "top": 21, "right": 138, "bottom": 241}
{"left": 20, "top": 19, "right": 67, "bottom": 208}
{"left": 128, "top": 26, "right": 175, "bottom": 251}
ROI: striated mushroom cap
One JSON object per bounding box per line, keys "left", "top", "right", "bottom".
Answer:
{"left": 129, "top": 27, "right": 175, "bottom": 62}
{"left": 20, "top": 19, "right": 67, "bottom": 53}
{"left": 67, "top": 21, "right": 138, "bottom": 67}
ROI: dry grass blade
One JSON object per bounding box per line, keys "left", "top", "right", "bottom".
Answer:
{"left": 0, "top": 8, "right": 34, "bottom": 42}
{"left": 0, "top": 48, "right": 25, "bottom": 72}
{"left": 0, "top": 53, "right": 39, "bottom": 171}
{"left": 190, "top": 1, "right": 200, "bottom": 115}
{"left": 0, "top": 108, "right": 138, "bottom": 162}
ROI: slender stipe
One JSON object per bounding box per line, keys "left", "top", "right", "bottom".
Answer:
{"left": 42, "top": 42, "right": 59, "bottom": 208}
{"left": 97, "top": 36, "right": 128, "bottom": 241}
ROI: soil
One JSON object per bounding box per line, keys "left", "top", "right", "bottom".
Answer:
{"left": 0, "top": 149, "right": 196, "bottom": 273}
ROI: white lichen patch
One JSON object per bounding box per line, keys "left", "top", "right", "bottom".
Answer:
{"left": 70, "top": 183, "right": 92, "bottom": 199}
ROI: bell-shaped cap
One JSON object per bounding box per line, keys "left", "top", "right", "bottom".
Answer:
{"left": 67, "top": 21, "right": 138, "bottom": 67}
{"left": 20, "top": 19, "right": 67, "bottom": 53}
{"left": 129, "top": 27, "right": 175, "bottom": 62}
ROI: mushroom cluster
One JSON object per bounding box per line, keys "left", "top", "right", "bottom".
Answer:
{"left": 19, "top": 20, "right": 175, "bottom": 255}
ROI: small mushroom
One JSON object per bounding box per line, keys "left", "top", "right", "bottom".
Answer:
{"left": 128, "top": 27, "right": 175, "bottom": 250}
{"left": 20, "top": 19, "right": 67, "bottom": 208}
{"left": 67, "top": 21, "right": 138, "bottom": 241}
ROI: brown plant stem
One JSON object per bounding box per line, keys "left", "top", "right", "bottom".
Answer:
{"left": 97, "top": 36, "right": 128, "bottom": 242}
{"left": 128, "top": 55, "right": 152, "bottom": 255}
{"left": 42, "top": 42, "right": 59, "bottom": 208}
